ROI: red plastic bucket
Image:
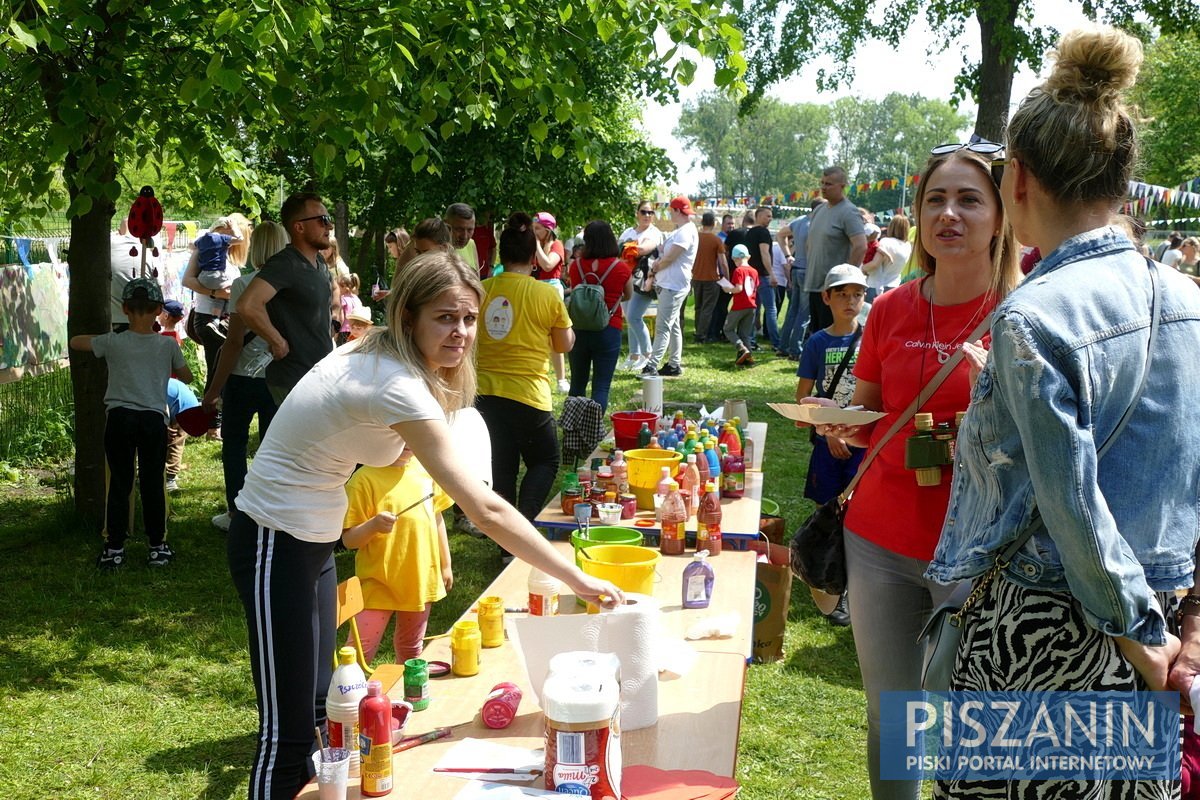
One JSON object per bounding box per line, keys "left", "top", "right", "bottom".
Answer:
{"left": 611, "top": 410, "right": 660, "bottom": 451}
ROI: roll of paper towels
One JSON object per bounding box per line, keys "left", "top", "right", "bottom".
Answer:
{"left": 512, "top": 594, "right": 661, "bottom": 731}
{"left": 641, "top": 376, "right": 663, "bottom": 417}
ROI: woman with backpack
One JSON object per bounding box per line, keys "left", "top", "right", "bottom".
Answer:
{"left": 566, "top": 220, "right": 633, "bottom": 411}
{"left": 475, "top": 212, "right": 575, "bottom": 536}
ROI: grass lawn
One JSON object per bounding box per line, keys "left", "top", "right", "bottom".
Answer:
{"left": 0, "top": 334, "right": 876, "bottom": 799}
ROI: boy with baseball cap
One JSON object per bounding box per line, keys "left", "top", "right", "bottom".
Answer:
{"left": 722, "top": 243, "right": 759, "bottom": 365}
{"left": 794, "top": 263, "right": 870, "bottom": 625}
{"left": 70, "top": 278, "right": 192, "bottom": 569}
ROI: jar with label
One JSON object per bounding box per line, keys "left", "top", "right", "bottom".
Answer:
{"left": 451, "top": 620, "right": 482, "bottom": 676}
{"left": 477, "top": 595, "right": 505, "bottom": 648}
{"left": 561, "top": 488, "right": 582, "bottom": 517}
{"left": 618, "top": 493, "right": 637, "bottom": 519}
{"left": 403, "top": 658, "right": 431, "bottom": 711}
{"left": 543, "top": 669, "right": 621, "bottom": 800}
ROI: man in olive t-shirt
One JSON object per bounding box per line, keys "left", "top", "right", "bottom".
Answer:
{"left": 237, "top": 192, "right": 335, "bottom": 403}
{"left": 804, "top": 167, "right": 867, "bottom": 337}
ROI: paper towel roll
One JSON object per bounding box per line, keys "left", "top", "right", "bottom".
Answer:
{"left": 641, "top": 376, "right": 663, "bottom": 417}
{"left": 511, "top": 594, "right": 661, "bottom": 731}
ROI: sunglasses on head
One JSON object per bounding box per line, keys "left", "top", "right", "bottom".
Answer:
{"left": 931, "top": 138, "right": 1007, "bottom": 185}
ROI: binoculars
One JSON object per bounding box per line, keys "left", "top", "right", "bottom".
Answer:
{"left": 904, "top": 411, "right": 966, "bottom": 486}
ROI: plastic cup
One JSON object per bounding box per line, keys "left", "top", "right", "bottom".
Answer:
{"left": 311, "top": 747, "right": 350, "bottom": 800}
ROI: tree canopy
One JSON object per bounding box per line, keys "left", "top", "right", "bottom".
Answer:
{"left": 675, "top": 91, "right": 829, "bottom": 198}
{"left": 1132, "top": 29, "right": 1200, "bottom": 187}
{"left": 733, "top": 0, "right": 1200, "bottom": 141}
{"left": 675, "top": 90, "right": 967, "bottom": 209}
{"left": 0, "top": 0, "right": 743, "bottom": 522}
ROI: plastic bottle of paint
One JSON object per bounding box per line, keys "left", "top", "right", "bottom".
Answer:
{"left": 703, "top": 440, "right": 722, "bottom": 484}
{"left": 638, "top": 422, "right": 652, "bottom": 447}
{"left": 528, "top": 568, "right": 561, "bottom": 616}
{"left": 682, "top": 551, "right": 715, "bottom": 609}
{"left": 326, "top": 646, "right": 368, "bottom": 777}
{"left": 659, "top": 480, "right": 687, "bottom": 556}
{"left": 358, "top": 680, "right": 393, "bottom": 796}
{"left": 696, "top": 481, "right": 723, "bottom": 556}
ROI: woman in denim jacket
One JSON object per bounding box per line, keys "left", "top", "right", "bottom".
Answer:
{"left": 928, "top": 26, "right": 1200, "bottom": 797}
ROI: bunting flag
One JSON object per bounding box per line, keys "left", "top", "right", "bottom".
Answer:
{"left": 671, "top": 176, "right": 1200, "bottom": 220}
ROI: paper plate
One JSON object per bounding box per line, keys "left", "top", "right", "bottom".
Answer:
{"left": 766, "top": 402, "right": 887, "bottom": 426}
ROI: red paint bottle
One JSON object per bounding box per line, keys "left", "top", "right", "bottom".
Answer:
{"left": 358, "top": 680, "right": 393, "bottom": 796}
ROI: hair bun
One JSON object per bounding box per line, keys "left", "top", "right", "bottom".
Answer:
{"left": 506, "top": 211, "right": 532, "bottom": 231}
{"left": 1044, "top": 25, "right": 1142, "bottom": 104}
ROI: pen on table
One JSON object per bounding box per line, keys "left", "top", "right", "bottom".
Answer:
{"left": 432, "top": 767, "right": 543, "bottom": 775}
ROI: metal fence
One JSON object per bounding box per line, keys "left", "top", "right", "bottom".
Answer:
{"left": 0, "top": 364, "right": 74, "bottom": 465}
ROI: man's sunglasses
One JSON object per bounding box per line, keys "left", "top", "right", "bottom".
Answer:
{"left": 297, "top": 214, "right": 334, "bottom": 226}
{"left": 638, "top": 209, "right": 655, "bottom": 216}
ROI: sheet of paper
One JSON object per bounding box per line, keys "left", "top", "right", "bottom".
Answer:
{"left": 434, "top": 738, "right": 543, "bottom": 784}
{"left": 452, "top": 781, "right": 563, "bottom": 800}
{"left": 766, "top": 402, "right": 886, "bottom": 426}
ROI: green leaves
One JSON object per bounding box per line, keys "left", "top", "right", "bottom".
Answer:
{"left": 7, "top": 19, "right": 37, "bottom": 50}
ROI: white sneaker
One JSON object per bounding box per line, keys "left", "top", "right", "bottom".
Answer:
{"left": 211, "top": 512, "right": 232, "bottom": 532}
{"left": 627, "top": 355, "right": 647, "bottom": 372}
{"left": 557, "top": 378, "right": 571, "bottom": 392}
{"left": 618, "top": 355, "right": 636, "bottom": 371}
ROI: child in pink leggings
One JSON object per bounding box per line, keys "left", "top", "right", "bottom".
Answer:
{"left": 341, "top": 449, "right": 453, "bottom": 662}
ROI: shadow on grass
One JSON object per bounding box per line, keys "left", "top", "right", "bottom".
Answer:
{"left": 145, "top": 732, "right": 258, "bottom": 800}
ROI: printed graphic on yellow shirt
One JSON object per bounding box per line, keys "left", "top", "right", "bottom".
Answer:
{"left": 485, "top": 295, "right": 514, "bottom": 340}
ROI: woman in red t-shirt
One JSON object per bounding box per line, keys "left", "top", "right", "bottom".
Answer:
{"left": 810, "top": 144, "right": 1022, "bottom": 799}
{"left": 566, "top": 220, "right": 632, "bottom": 411}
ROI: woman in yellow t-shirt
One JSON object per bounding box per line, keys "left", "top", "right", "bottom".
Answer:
{"left": 476, "top": 213, "right": 575, "bottom": 537}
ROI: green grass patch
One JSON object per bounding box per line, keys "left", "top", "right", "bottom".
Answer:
{"left": 0, "top": 337, "right": 875, "bottom": 799}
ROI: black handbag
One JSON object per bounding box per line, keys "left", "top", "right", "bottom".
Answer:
{"left": 919, "top": 258, "right": 1162, "bottom": 693}
{"left": 790, "top": 313, "right": 993, "bottom": 595}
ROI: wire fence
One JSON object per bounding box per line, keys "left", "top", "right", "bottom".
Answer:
{"left": 0, "top": 365, "right": 74, "bottom": 465}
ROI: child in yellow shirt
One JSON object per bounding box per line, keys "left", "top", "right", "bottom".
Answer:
{"left": 342, "top": 448, "right": 453, "bottom": 662}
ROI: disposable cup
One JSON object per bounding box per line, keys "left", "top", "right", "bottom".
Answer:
{"left": 311, "top": 747, "right": 350, "bottom": 800}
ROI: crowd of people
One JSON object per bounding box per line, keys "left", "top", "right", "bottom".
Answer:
{"left": 80, "top": 22, "right": 1200, "bottom": 800}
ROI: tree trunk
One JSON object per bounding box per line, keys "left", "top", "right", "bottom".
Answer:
{"left": 974, "top": 1, "right": 1020, "bottom": 142}
{"left": 66, "top": 173, "right": 117, "bottom": 527}
{"left": 334, "top": 200, "right": 349, "bottom": 259}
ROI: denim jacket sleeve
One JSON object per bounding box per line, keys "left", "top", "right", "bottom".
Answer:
{"left": 990, "top": 312, "right": 1165, "bottom": 646}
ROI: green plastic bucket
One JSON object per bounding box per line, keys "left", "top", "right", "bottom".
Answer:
{"left": 760, "top": 497, "right": 780, "bottom": 517}
{"left": 571, "top": 526, "right": 644, "bottom": 569}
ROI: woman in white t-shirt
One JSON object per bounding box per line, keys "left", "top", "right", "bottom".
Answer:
{"left": 617, "top": 201, "right": 665, "bottom": 371}
{"left": 227, "top": 251, "right": 624, "bottom": 800}
{"left": 861, "top": 214, "right": 912, "bottom": 301}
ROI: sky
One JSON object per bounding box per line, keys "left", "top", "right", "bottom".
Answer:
{"left": 644, "top": 3, "right": 1094, "bottom": 194}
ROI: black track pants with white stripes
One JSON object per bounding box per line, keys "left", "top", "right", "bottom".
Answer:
{"left": 228, "top": 511, "right": 337, "bottom": 800}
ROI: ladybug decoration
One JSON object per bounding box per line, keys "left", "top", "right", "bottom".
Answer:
{"left": 126, "top": 185, "right": 164, "bottom": 272}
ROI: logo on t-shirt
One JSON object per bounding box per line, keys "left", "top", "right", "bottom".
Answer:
{"left": 485, "top": 296, "right": 513, "bottom": 340}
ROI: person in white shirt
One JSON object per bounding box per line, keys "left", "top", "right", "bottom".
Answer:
{"left": 227, "top": 250, "right": 624, "bottom": 800}
{"left": 642, "top": 196, "right": 699, "bottom": 377}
